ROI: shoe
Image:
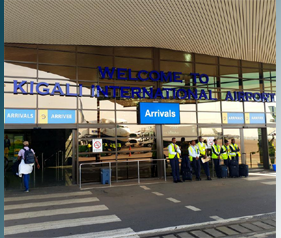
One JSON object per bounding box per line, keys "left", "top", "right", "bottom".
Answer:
{"left": 177, "top": 180, "right": 183, "bottom": 183}
{"left": 199, "top": 178, "right": 202, "bottom": 181}
{"left": 196, "top": 178, "right": 200, "bottom": 181}
{"left": 25, "top": 190, "right": 29, "bottom": 193}
{"left": 207, "top": 177, "right": 212, "bottom": 180}
{"left": 174, "top": 181, "right": 178, "bottom": 183}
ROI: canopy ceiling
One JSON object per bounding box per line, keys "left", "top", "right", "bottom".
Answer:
{"left": 4, "top": 0, "right": 276, "bottom": 64}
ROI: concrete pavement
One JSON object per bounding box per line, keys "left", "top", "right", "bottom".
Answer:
{"left": 4, "top": 170, "right": 276, "bottom": 237}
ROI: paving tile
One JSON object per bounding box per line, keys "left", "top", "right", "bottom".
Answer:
{"left": 252, "top": 221, "right": 275, "bottom": 230}
{"left": 240, "top": 223, "right": 263, "bottom": 232}
{"left": 190, "top": 230, "right": 212, "bottom": 238}
{"left": 177, "top": 232, "right": 195, "bottom": 238}
{"left": 262, "top": 219, "right": 276, "bottom": 227}
{"left": 229, "top": 224, "right": 251, "bottom": 233}
{"left": 216, "top": 226, "right": 239, "bottom": 235}
{"left": 162, "top": 235, "right": 177, "bottom": 238}
{"left": 204, "top": 228, "right": 225, "bottom": 237}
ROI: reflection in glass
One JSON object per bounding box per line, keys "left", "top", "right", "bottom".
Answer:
{"left": 222, "top": 101, "right": 243, "bottom": 112}
{"left": 198, "top": 112, "right": 221, "bottom": 123}
{"left": 267, "top": 128, "right": 276, "bottom": 165}
{"left": 242, "top": 68, "right": 260, "bottom": 79}
{"left": 162, "top": 125, "right": 197, "bottom": 137}
{"left": 180, "top": 112, "right": 196, "bottom": 123}
{"left": 5, "top": 62, "right": 37, "bottom": 77}
{"left": 199, "top": 128, "right": 222, "bottom": 137}
{"left": 160, "top": 49, "right": 192, "bottom": 61}
{"left": 220, "top": 78, "right": 240, "bottom": 90}
{"left": 197, "top": 101, "right": 220, "bottom": 112}
{"left": 244, "top": 102, "right": 264, "bottom": 112}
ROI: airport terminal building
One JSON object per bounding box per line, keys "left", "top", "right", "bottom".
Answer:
{"left": 4, "top": 0, "right": 276, "bottom": 189}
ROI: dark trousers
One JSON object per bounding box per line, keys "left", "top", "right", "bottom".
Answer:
{"left": 213, "top": 159, "right": 221, "bottom": 178}
{"left": 192, "top": 158, "right": 201, "bottom": 179}
{"left": 170, "top": 158, "right": 180, "bottom": 182}
{"left": 224, "top": 158, "right": 230, "bottom": 168}
{"left": 235, "top": 155, "right": 239, "bottom": 163}
{"left": 23, "top": 174, "right": 30, "bottom": 191}
{"left": 151, "top": 158, "right": 157, "bottom": 177}
{"left": 200, "top": 156, "right": 210, "bottom": 177}
{"left": 181, "top": 155, "right": 192, "bottom": 173}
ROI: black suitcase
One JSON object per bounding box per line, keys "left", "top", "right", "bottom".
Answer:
{"left": 229, "top": 164, "right": 239, "bottom": 177}
{"left": 220, "top": 165, "right": 228, "bottom": 178}
{"left": 182, "top": 170, "right": 192, "bottom": 181}
{"left": 239, "top": 164, "right": 249, "bottom": 177}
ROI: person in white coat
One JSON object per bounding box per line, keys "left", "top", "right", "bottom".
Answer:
{"left": 18, "top": 141, "right": 40, "bottom": 192}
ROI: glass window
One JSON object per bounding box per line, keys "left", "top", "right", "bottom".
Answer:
{"left": 160, "top": 49, "right": 192, "bottom": 61}
{"left": 4, "top": 62, "right": 37, "bottom": 77}
{"left": 222, "top": 101, "right": 243, "bottom": 112}
{"left": 266, "top": 113, "right": 276, "bottom": 124}
{"left": 265, "top": 101, "right": 276, "bottom": 113}
{"left": 78, "top": 53, "right": 113, "bottom": 68}
{"left": 115, "top": 47, "right": 152, "bottom": 58}
{"left": 263, "top": 80, "right": 271, "bottom": 92}
{"left": 220, "top": 58, "right": 239, "bottom": 66}
{"left": 220, "top": 78, "right": 240, "bottom": 89}
{"left": 4, "top": 47, "right": 37, "bottom": 62}
{"left": 38, "top": 50, "right": 76, "bottom": 66}
{"left": 38, "top": 45, "right": 76, "bottom": 51}
{"left": 198, "top": 112, "right": 221, "bottom": 123}
{"left": 197, "top": 101, "right": 220, "bottom": 112}
{"left": 243, "top": 79, "right": 261, "bottom": 91}
{"left": 180, "top": 103, "right": 196, "bottom": 111}
{"left": 116, "top": 111, "right": 137, "bottom": 124}
{"left": 195, "top": 54, "right": 217, "bottom": 64}
{"left": 4, "top": 93, "right": 36, "bottom": 108}
{"left": 78, "top": 110, "right": 116, "bottom": 123}
{"left": 263, "top": 64, "right": 276, "bottom": 70}
{"left": 267, "top": 127, "right": 276, "bottom": 165}
{"left": 223, "top": 129, "right": 240, "bottom": 147}
{"left": 77, "top": 46, "right": 113, "bottom": 55}
{"left": 38, "top": 95, "right": 77, "bottom": 109}
{"left": 220, "top": 66, "right": 239, "bottom": 77}
{"left": 199, "top": 128, "right": 222, "bottom": 137}
{"left": 242, "top": 61, "right": 260, "bottom": 68}
{"left": 244, "top": 102, "right": 264, "bottom": 112}
{"left": 242, "top": 68, "right": 260, "bottom": 79}
{"left": 195, "top": 64, "right": 217, "bottom": 76}
{"left": 180, "top": 112, "right": 197, "bottom": 123}
{"left": 38, "top": 65, "right": 76, "bottom": 80}
{"left": 78, "top": 67, "right": 98, "bottom": 82}
{"left": 115, "top": 57, "right": 153, "bottom": 71}
{"left": 160, "top": 61, "right": 192, "bottom": 74}
{"left": 162, "top": 125, "right": 197, "bottom": 137}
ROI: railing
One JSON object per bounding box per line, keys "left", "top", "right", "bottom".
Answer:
{"left": 79, "top": 159, "right": 167, "bottom": 189}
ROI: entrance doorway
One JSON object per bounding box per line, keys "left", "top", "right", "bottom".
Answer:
{"left": 4, "top": 129, "right": 74, "bottom": 190}
{"left": 223, "top": 128, "right": 269, "bottom": 168}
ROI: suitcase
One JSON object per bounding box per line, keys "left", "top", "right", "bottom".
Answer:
{"left": 229, "top": 164, "right": 239, "bottom": 177}
{"left": 182, "top": 170, "right": 192, "bottom": 181}
{"left": 220, "top": 165, "right": 228, "bottom": 178}
{"left": 239, "top": 164, "right": 249, "bottom": 177}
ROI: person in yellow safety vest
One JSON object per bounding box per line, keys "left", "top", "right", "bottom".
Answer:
{"left": 188, "top": 140, "right": 201, "bottom": 181}
{"left": 197, "top": 136, "right": 212, "bottom": 180}
{"left": 211, "top": 139, "right": 221, "bottom": 178}
{"left": 220, "top": 140, "right": 235, "bottom": 168}
{"left": 168, "top": 137, "right": 182, "bottom": 183}
{"left": 117, "top": 143, "right": 122, "bottom": 151}
{"left": 230, "top": 139, "right": 240, "bottom": 163}
{"left": 87, "top": 143, "right": 92, "bottom": 152}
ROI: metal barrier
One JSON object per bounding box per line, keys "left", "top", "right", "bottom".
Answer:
{"left": 79, "top": 159, "right": 167, "bottom": 189}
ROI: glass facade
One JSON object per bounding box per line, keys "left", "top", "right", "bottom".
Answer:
{"left": 4, "top": 44, "right": 276, "bottom": 186}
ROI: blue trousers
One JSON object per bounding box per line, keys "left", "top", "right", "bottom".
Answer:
{"left": 224, "top": 158, "right": 230, "bottom": 167}
{"left": 213, "top": 159, "right": 221, "bottom": 178}
{"left": 181, "top": 155, "right": 192, "bottom": 173}
{"left": 23, "top": 174, "right": 30, "bottom": 191}
{"left": 200, "top": 156, "right": 210, "bottom": 177}
{"left": 192, "top": 158, "right": 201, "bottom": 179}
{"left": 170, "top": 158, "right": 180, "bottom": 182}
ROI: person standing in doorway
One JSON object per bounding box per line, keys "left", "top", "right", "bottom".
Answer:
{"left": 188, "top": 140, "right": 201, "bottom": 181}
{"left": 197, "top": 136, "right": 212, "bottom": 180}
{"left": 211, "top": 139, "right": 221, "bottom": 178}
{"left": 18, "top": 141, "right": 40, "bottom": 192}
{"left": 230, "top": 139, "right": 240, "bottom": 163}
{"left": 168, "top": 138, "right": 182, "bottom": 183}
{"left": 151, "top": 139, "right": 158, "bottom": 177}
{"left": 180, "top": 138, "right": 192, "bottom": 181}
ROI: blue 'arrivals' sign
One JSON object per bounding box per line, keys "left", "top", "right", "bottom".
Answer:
{"left": 223, "top": 112, "right": 244, "bottom": 124}
{"left": 48, "top": 110, "right": 76, "bottom": 124}
{"left": 245, "top": 113, "right": 265, "bottom": 124}
{"left": 5, "top": 109, "right": 36, "bottom": 124}
{"left": 138, "top": 103, "right": 180, "bottom": 124}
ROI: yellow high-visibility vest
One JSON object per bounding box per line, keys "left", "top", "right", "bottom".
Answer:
{"left": 211, "top": 144, "right": 221, "bottom": 159}
{"left": 168, "top": 143, "right": 180, "bottom": 159}
{"left": 188, "top": 145, "right": 199, "bottom": 162}
{"left": 197, "top": 142, "right": 206, "bottom": 156}
{"left": 221, "top": 145, "right": 230, "bottom": 160}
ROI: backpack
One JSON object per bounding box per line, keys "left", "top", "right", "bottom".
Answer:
{"left": 24, "top": 148, "right": 35, "bottom": 164}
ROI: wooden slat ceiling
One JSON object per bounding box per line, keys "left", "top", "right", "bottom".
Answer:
{"left": 4, "top": 0, "right": 276, "bottom": 64}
